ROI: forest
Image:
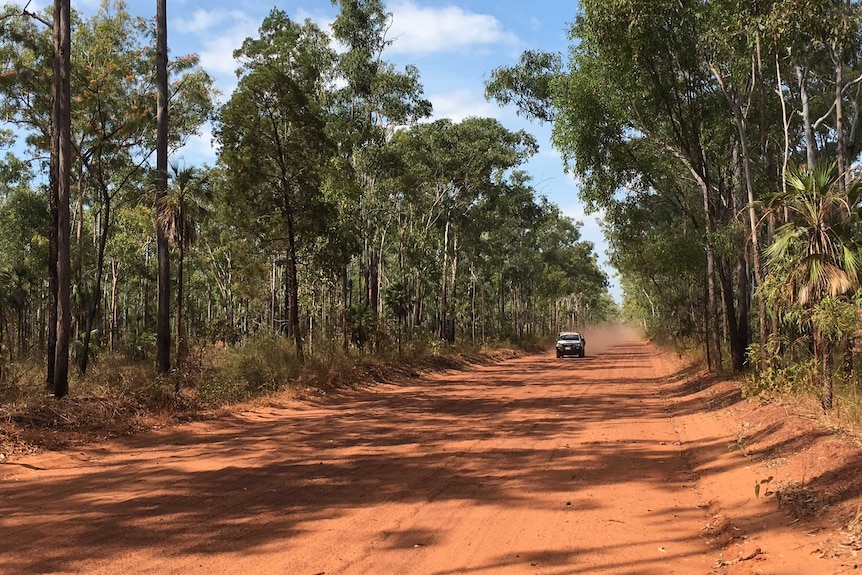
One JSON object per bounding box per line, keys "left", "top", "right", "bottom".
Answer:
{"left": 0, "top": 1, "right": 614, "bottom": 408}
{"left": 487, "top": 0, "right": 862, "bottom": 411}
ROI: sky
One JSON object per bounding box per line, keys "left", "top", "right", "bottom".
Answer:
{"left": 36, "top": 0, "right": 619, "bottom": 301}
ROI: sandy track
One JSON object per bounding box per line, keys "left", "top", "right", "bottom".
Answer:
{"left": 0, "top": 334, "right": 843, "bottom": 574}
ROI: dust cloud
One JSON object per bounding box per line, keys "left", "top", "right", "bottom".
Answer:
{"left": 577, "top": 324, "right": 643, "bottom": 356}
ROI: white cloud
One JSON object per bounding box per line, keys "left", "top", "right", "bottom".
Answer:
{"left": 198, "top": 31, "right": 250, "bottom": 78}
{"left": 176, "top": 124, "right": 217, "bottom": 165}
{"left": 294, "top": 8, "right": 335, "bottom": 32}
{"left": 387, "top": 1, "right": 517, "bottom": 55}
{"left": 170, "top": 9, "right": 259, "bottom": 89}
{"left": 428, "top": 89, "right": 501, "bottom": 122}
{"left": 173, "top": 9, "right": 247, "bottom": 34}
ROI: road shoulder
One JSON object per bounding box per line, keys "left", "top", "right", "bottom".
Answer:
{"left": 660, "top": 351, "right": 859, "bottom": 574}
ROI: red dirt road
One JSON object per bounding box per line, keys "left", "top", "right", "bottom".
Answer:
{"left": 0, "top": 333, "right": 846, "bottom": 574}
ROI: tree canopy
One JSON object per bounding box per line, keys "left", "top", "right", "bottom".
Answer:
{"left": 0, "top": 0, "right": 613, "bottom": 399}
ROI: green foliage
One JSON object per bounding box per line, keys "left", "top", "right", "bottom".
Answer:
{"left": 811, "top": 296, "right": 860, "bottom": 344}
{"left": 763, "top": 162, "right": 862, "bottom": 309}
{"left": 124, "top": 331, "right": 157, "bottom": 361}
{"left": 482, "top": 0, "right": 862, "bottom": 383}
{"left": 0, "top": 0, "right": 614, "bottom": 402}
{"left": 485, "top": 50, "right": 561, "bottom": 123}
{"left": 347, "top": 304, "right": 377, "bottom": 350}
{"left": 745, "top": 339, "right": 819, "bottom": 397}
{"left": 203, "top": 336, "right": 302, "bottom": 405}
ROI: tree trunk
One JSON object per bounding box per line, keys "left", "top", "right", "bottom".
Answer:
{"left": 711, "top": 63, "right": 765, "bottom": 353}
{"left": 155, "top": 0, "right": 171, "bottom": 373}
{"left": 701, "top": 183, "right": 721, "bottom": 372}
{"left": 755, "top": 34, "right": 778, "bottom": 200}
{"left": 47, "top": 125, "right": 58, "bottom": 391}
{"left": 79, "top": 191, "right": 110, "bottom": 375}
{"left": 717, "top": 258, "right": 745, "bottom": 372}
{"left": 797, "top": 65, "right": 818, "bottom": 168}
{"left": 110, "top": 259, "right": 118, "bottom": 351}
{"left": 836, "top": 44, "right": 847, "bottom": 191}
{"left": 286, "top": 211, "right": 303, "bottom": 361}
{"left": 52, "top": 0, "right": 72, "bottom": 398}
{"left": 439, "top": 218, "right": 449, "bottom": 341}
{"left": 448, "top": 233, "right": 458, "bottom": 343}
{"left": 270, "top": 258, "right": 277, "bottom": 333}
{"left": 74, "top": 175, "right": 84, "bottom": 342}
{"left": 175, "top": 241, "right": 185, "bottom": 361}
{"left": 777, "top": 56, "right": 791, "bottom": 196}
{"left": 342, "top": 263, "right": 350, "bottom": 351}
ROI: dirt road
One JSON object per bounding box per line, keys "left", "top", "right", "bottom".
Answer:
{"left": 0, "top": 333, "right": 846, "bottom": 574}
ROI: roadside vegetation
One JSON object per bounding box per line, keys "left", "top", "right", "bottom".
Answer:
{"left": 0, "top": 0, "right": 616, "bottom": 454}
{"left": 486, "top": 0, "right": 862, "bottom": 416}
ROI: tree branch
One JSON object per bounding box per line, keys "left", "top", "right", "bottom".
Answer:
{"left": 20, "top": 0, "right": 51, "bottom": 28}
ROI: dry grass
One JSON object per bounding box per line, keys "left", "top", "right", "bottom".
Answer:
{"left": 0, "top": 340, "right": 526, "bottom": 459}
{"left": 774, "top": 480, "right": 822, "bottom": 520}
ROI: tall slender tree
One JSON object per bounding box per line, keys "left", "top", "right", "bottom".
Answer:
{"left": 217, "top": 10, "right": 338, "bottom": 360}
{"left": 51, "top": 0, "right": 71, "bottom": 397}
{"left": 155, "top": 0, "right": 170, "bottom": 373}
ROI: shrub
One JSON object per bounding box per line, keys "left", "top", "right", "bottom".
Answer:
{"left": 201, "top": 335, "right": 301, "bottom": 405}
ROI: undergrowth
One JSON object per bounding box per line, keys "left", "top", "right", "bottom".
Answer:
{"left": 0, "top": 336, "right": 526, "bottom": 456}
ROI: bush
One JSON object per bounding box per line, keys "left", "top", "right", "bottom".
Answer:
{"left": 744, "top": 340, "right": 818, "bottom": 397}
{"left": 201, "top": 335, "right": 302, "bottom": 405}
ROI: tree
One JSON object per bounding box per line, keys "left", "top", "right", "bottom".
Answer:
{"left": 157, "top": 164, "right": 211, "bottom": 360}
{"left": 72, "top": 4, "right": 212, "bottom": 374}
{"left": 329, "top": 0, "right": 431, "bottom": 333}
{"left": 486, "top": 0, "right": 822, "bottom": 371}
{"left": 388, "top": 118, "right": 538, "bottom": 342}
{"left": 52, "top": 0, "right": 72, "bottom": 397}
{"left": 0, "top": 155, "right": 47, "bottom": 362}
{"left": 155, "top": 0, "right": 170, "bottom": 373}
{"left": 763, "top": 162, "right": 862, "bottom": 410}
{"left": 217, "top": 10, "right": 338, "bottom": 360}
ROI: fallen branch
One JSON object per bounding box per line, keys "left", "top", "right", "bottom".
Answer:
{"left": 714, "top": 547, "right": 763, "bottom": 567}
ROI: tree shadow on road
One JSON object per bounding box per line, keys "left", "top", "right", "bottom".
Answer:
{"left": 0, "top": 340, "right": 761, "bottom": 574}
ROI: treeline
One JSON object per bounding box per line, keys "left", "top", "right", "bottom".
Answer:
{"left": 487, "top": 0, "right": 862, "bottom": 409}
{"left": 0, "top": 1, "right": 613, "bottom": 395}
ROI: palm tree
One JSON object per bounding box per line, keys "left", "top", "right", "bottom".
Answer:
{"left": 157, "top": 164, "right": 211, "bottom": 361}
{"left": 763, "top": 161, "right": 862, "bottom": 410}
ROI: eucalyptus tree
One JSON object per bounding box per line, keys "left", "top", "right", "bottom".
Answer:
{"left": 486, "top": 0, "right": 770, "bottom": 370}
{"left": 0, "top": 154, "right": 46, "bottom": 362}
{"left": 568, "top": 0, "right": 732, "bottom": 368}
{"left": 700, "top": 0, "right": 792, "bottom": 350}
{"left": 70, "top": 4, "right": 213, "bottom": 374}
{"left": 605, "top": 182, "right": 707, "bottom": 343}
{"left": 387, "top": 118, "right": 538, "bottom": 342}
{"left": 762, "top": 0, "right": 862, "bottom": 179}
{"left": 329, "top": 0, "right": 431, "bottom": 325}
{"left": 1, "top": 1, "right": 73, "bottom": 393}
{"left": 217, "top": 10, "right": 338, "bottom": 360}
{"left": 0, "top": 5, "right": 61, "bottom": 389}
{"left": 155, "top": 0, "right": 169, "bottom": 373}
{"left": 0, "top": 2, "right": 214, "bottom": 376}
{"left": 51, "top": 0, "right": 71, "bottom": 396}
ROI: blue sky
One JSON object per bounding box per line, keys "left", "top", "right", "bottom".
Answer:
{"left": 36, "top": 0, "right": 618, "bottom": 301}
